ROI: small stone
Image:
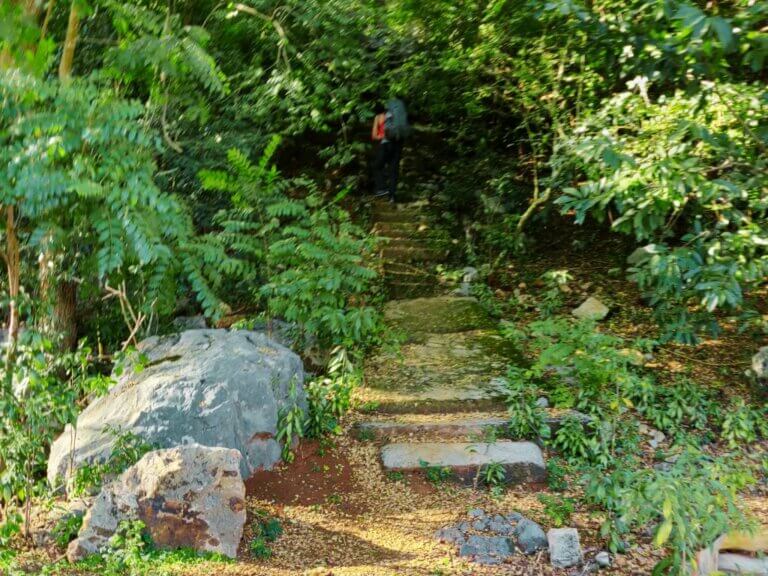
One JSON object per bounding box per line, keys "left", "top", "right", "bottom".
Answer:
{"left": 457, "top": 521, "right": 471, "bottom": 533}
{"left": 627, "top": 244, "right": 660, "bottom": 266}
{"left": 488, "top": 515, "right": 514, "bottom": 535}
{"left": 468, "top": 508, "right": 486, "bottom": 519}
{"left": 548, "top": 527, "right": 583, "bottom": 568}
{"left": 452, "top": 282, "right": 472, "bottom": 297}
{"left": 595, "top": 551, "right": 612, "bottom": 568}
{"left": 505, "top": 512, "right": 523, "bottom": 524}
{"left": 462, "top": 267, "right": 479, "bottom": 283}
{"left": 535, "top": 396, "right": 550, "bottom": 409}
{"left": 459, "top": 535, "right": 514, "bottom": 565}
{"left": 515, "top": 518, "right": 548, "bottom": 554}
{"left": 753, "top": 347, "right": 768, "bottom": 381}
{"left": 473, "top": 518, "right": 489, "bottom": 531}
{"left": 572, "top": 297, "right": 610, "bottom": 321}
{"left": 435, "top": 526, "right": 465, "bottom": 544}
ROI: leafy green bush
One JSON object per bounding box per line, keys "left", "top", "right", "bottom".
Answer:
{"left": 589, "top": 450, "right": 754, "bottom": 573}
{"left": 503, "top": 368, "right": 550, "bottom": 440}
{"left": 720, "top": 397, "right": 768, "bottom": 449}
{"left": 199, "top": 139, "right": 381, "bottom": 351}
{"left": 0, "top": 337, "right": 109, "bottom": 538}
{"left": 557, "top": 83, "right": 768, "bottom": 342}
{"left": 538, "top": 494, "right": 575, "bottom": 528}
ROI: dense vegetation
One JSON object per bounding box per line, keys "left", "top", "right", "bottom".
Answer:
{"left": 0, "top": 0, "right": 765, "bottom": 574}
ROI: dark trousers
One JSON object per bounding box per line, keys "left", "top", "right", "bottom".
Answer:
{"left": 373, "top": 140, "right": 403, "bottom": 200}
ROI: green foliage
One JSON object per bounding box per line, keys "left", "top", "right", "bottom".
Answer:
{"left": 200, "top": 140, "right": 381, "bottom": 350}
{"left": 551, "top": 416, "right": 593, "bottom": 463}
{"left": 537, "top": 494, "right": 575, "bottom": 528}
{"left": 480, "top": 462, "right": 506, "bottom": 488}
{"left": 276, "top": 379, "right": 305, "bottom": 463}
{"left": 502, "top": 368, "right": 550, "bottom": 440}
{"left": 0, "top": 70, "right": 230, "bottom": 323}
{"left": 52, "top": 513, "right": 84, "bottom": 549}
{"left": 557, "top": 83, "right": 768, "bottom": 342}
{"left": 546, "top": 458, "right": 569, "bottom": 492}
{"left": 419, "top": 460, "right": 453, "bottom": 485}
{"left": 249, "top": 511, "right": 283, "bottom": 560}
{"left": 304, "top": 355, "right": 357, "bottom": 439}
{"left": 720, "top": 397, "right": 768, "bottom": 449}
{"left": 72, "top": 427, "right": 155, "bottom": 496}
{"left": 587, "top": 450, "right": 754, "bottom": 572}
{"left": 0, "top": 336, "right": 107, "bottom": 538}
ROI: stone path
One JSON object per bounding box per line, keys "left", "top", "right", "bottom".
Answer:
{"left": 360, "top": 200, "right": 545, "bottom": 484}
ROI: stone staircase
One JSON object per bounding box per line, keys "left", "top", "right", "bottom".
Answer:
{"left": 371, "top": 201, "right": 440, "bottom": 299}
{"left": 360, "top": 201, "right": 546, "bottom": 485}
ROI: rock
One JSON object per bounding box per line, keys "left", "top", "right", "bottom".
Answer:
{"left": 48, "top": 330, "right": 305, "bottom": 488}
{"left": 468, "top": 508, "right": 486, "bottom": 519}
{"left": 572, "top": 297, "right": 610, "bottom": 321}
{"left": 380, "top": 441, "right": 547, "bottom": 485}
{"left": 535, "top": 396, "right": 550, "bottom": 409}
{"left": 627, "top": 244, "right": 660, "bottom": 266}
{"left": 595, "top": 551, "right": 612, "bottom": 568}
{"left": 548, "top": 527, "right": 583, "bottom": 568}
{"left": 68, "top": 445, "right": 245, "bottom": 562}
{"left": 515, "top": 518, "right": 548, "bottom": 554}
{"left": 462, "top": 267, "right": 479, "bottom": 283}
{"left": 459, "top": 535, "right": 514, "bottom": 565}
{"left": 753, "top": 347, "right": 768, "bottom": 381}
{"left": 473, "top": 518, "right": 489, "bottom": 531}
{"left": 488, "top": 514, "right": 514, "bottom": 535}
{"left": 435, "top": 526, "right": 465, "bottom": 544}
{"left": 649, "top": 429, "right": 666, "bottom": 449}
{"left": 171, "top": 315, "right": 207, "bottom": 330}
{"left": 452, "top": 282, "right": 472, "bottom": 297}
{"left": 505, "top": 512, "right": 523, "bottom": 524}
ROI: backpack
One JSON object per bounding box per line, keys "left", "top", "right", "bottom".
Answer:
{"left": 384, "top": 98, "right": 412, "bottom": 141}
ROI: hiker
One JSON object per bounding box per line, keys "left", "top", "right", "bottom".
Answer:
{"left": 372, "top": 98, "right": 411, "bottom": 202}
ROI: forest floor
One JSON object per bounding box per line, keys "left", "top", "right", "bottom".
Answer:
{"left": 10, "top": 201, "right": 768, "bottom": 576}
{"left": 187, "top": 204, "right": 768, "bottom": 576}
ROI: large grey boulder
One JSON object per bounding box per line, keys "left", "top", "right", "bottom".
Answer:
{"left": 48, "top": 329, "right": 305, "bottom": 488}
{"left": 752, "top": 347, "right": 768, "bottom": 381}
{"left": 68, "top": 445, "right": 246, "bottom": 562}
{"left": 548, "top": 527, "right": 583, "bottom": 568}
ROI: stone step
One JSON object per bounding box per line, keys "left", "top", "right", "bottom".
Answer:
{"left": 372, "top": 221, "right": 431, "bottom": 238}
{"left": 372, "top": 207, "right": 425, "bottom": 222}
{"left": 381, "top": 246, "right": 441, "bottom": 262}
{"left": 380, "top": 441, "right": 546, "bottom": 485}
{"left": 361, "top": 329, "right": 520, "bottom": 414}
{"left": 357, "top": 411, "right": 591, "bottom": 440}
{"left": 385, "top": 280, "right": 436, "bottom": 300}
{"left": 380, "top": 238, "right": 432, "bottom": 250}
{"left": 384, "top": 297, "right": 496, "bottom": 336}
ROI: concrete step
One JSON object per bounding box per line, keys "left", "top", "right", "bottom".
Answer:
{"left": 380, "top": 441, "right": 546, "bottom": 485}
{"left": 357, "top": 411, "right": 591, "bottom": 440}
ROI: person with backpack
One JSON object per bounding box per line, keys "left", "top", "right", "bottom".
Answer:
{"left": 371, "top": 98, "right": 411, "bottom": 202}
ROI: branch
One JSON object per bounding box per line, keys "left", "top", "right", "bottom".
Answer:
{"left": 234, "top": 4, "right": 292, "bottom": 72}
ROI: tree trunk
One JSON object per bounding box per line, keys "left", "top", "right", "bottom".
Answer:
{"left": 5, "top": 206, "right": 21, "bottom": 360}
{"left": 54, "top": 280, "right": 78, "bottom": 350}
{"left": 58, "top": 1, "right": 80, "bottom": 80}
